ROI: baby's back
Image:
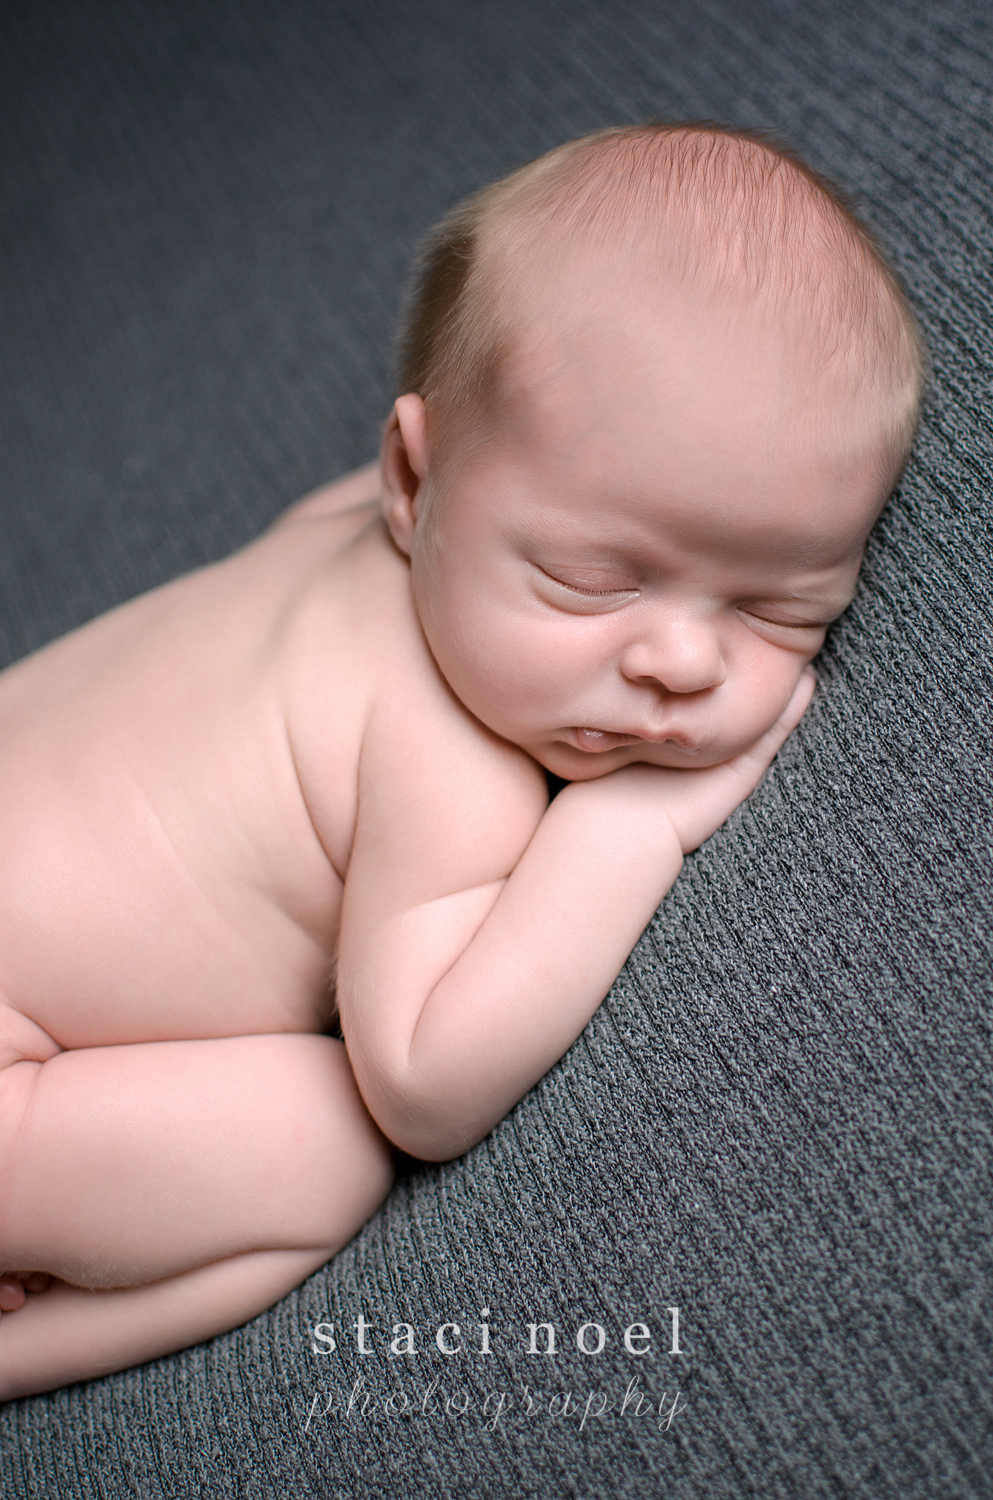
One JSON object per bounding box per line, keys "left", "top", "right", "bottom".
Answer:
{"left": 0, "top": 503, "right": 496, "bottom": 1051}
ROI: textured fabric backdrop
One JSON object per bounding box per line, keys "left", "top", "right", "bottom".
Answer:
{"left": 0, "top": 2, "right": 990, "bottom": 1496}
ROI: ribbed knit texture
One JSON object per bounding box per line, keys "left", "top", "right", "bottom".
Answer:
{"left": 0, "top": 2, "right": 990, "bottom": 1496}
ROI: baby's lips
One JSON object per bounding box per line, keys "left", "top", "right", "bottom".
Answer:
{"left": 575, "top": 727, "right": 643, "bottom": 752}
{"left": 574, "top": 725, "right": 702, "bottom": 754}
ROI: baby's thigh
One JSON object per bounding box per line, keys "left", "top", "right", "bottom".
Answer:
{"left": 0, "top": 1002, "right": 61, "bottom": 1072}
{"left": 1, "top": 1030, "right": 394, "bottom": 1285}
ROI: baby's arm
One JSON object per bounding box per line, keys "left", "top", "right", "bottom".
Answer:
{"left": 339, "top": 671, "right": 816, "bottom": 1161}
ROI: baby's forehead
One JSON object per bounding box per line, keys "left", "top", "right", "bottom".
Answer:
{"left": 490, "top": 265, "right": 833, "bottom": 431}
{"left": 471, "top": 247, "right": 907, "bottom": 517}
{"left": 442, "top": 268, "right": 897, "bottom": 561}
{"left": 475, "top": 143, "right": 909, "bottom": 394}
{"left": 418, "top": 129, "right": 921, "bottom": 500}
{"left": 494, "top": 212, "right": 850, "bottom": 365}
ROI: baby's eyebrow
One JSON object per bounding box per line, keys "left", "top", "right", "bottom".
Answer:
{"left": 740, "top": 586, "right": 857, "bottom": 618}
{"left": 518, "top": 522, "right": 654, "bottom": 563}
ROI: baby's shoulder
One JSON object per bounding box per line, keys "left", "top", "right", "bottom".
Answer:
{"left": 281, "top": 518, "right": 547, "bottom": 888}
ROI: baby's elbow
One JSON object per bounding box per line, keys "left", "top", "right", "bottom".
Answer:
{"left": 381, "top": 1103, "right": 486, "bottom": 1164}
{"left": 392, "top": 1123, "right": 483, "bottom": 1164}
{"left": 347, "top": 1035, "right": 495, "bottom": 1162}
{"left": 365, "top": 1074, "right": 487, "bottom": 1163}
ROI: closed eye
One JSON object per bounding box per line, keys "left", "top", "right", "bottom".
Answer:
{"left": 738, "top": 607, "right": 829, "bottom": 630}
{"left": 737, "top": 606, "right": 832, "bottom": 648}
{"left": 552, "top": 579, "right": 634, "bottom": 596}
{"left": 533, "top": 566, "right": 640, "bottom": 614}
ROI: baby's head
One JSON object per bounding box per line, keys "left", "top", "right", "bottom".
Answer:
{"left": 382, "top": 123, "right": 923, "bottom": 779}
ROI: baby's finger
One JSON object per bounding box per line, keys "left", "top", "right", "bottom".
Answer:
{"left": 771, "top": 665, "right": 817, "bottom": 738}
{"left": 736, "top": 667, "right": 817, "bottom": 772}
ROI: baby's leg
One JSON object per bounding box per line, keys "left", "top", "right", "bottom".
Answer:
{"left": 0, "top": 1028, "right": 394, "bottom": 1400}
{"left": 0, "top": 1248, "right": 340, "bottom": 1401}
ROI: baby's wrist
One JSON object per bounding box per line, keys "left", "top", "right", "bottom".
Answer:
{"left": 557, "top": 770, "right": 685, "bottom": 864}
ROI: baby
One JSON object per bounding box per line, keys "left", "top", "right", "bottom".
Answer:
{"left": 0, "top": 124, "right": 921, "bottom": 1400}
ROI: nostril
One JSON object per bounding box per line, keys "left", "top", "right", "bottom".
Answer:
{"left": 619, "top": 616, "right": 725, "bottom": 687}
{"left": 622, "top": 647, "right": 726, "bottom": 696}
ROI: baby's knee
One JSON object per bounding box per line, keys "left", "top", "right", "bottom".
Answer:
{"left": 304, "top": 1036, "right": 395, "bottom": 1231}
{"left": 285, "top": 1035, "right": 394, "bottom": 1247}
{"left": 337, "top": 1116, "right": 395, "bottom": 1238}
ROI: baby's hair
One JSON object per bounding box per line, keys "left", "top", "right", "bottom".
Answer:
{"left": 398, "top": 121, "right": 924, "bottom": 467}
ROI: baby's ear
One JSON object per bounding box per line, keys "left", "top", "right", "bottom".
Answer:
{"left": 382, "top": 394, "right": 429, "bottom": 556}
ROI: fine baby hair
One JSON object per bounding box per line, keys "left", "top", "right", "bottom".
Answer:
{"left": 399, "top": 122, "right": 924, "bottom": 475}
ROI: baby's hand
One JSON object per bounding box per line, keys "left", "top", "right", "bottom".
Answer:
{"left": 585, "top": 667, "right": 816, "bottom": 856}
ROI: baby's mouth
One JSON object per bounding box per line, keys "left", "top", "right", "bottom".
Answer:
{"left": 574, "top": 728, "right": 644, "bottom": 753}
{"left": 573, "top": 726, "right": 701, "bottom": 754}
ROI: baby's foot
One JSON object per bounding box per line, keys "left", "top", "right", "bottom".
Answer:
{"left": 0, "top": 1272, "right": 52, "bottom": 1314}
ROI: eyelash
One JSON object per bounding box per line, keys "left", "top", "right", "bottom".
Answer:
{"left": 542, "top": 571, "right": 635, "bottom": 597}
{"left": 562, "top": 584, "right": 628, "bottom": 596}
{"left": 740, "top": 608, "right": 822, "bottom": 629}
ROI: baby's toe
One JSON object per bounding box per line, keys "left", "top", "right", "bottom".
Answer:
{"left": 24, "top": 1272, "right": 52, "bottom": 1293}
{"left": 0, "top": 1280, "right": 27, "bottom": 1312}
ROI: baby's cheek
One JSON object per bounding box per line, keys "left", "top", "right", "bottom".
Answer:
{"left": 732, "top": 658, "right": 806, "bottom": 743}
{"left": 680, "top": 664, "right": 801, "bottom": 764}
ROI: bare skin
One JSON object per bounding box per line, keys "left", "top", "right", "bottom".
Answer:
{"left": 0, "top": 276, "right": 896, "bottom": 1401}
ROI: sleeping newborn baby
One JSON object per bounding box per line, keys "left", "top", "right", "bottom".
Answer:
{"left": 0, "top": 123, "right": 922, "bottom": 1399}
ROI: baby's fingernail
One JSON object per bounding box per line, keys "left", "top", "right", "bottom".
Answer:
{"left": 0, "top": 1280, "right": 26, "bottom": 1312}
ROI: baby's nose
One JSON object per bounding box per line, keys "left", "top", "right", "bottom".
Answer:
{"left": 619, "top": 613, "right": 726, "bottom": 696}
